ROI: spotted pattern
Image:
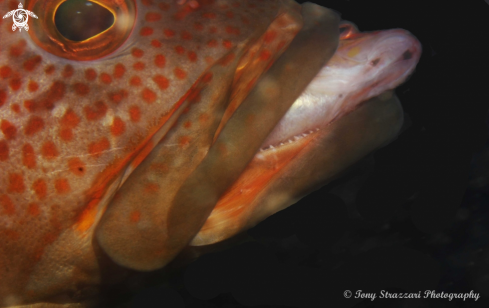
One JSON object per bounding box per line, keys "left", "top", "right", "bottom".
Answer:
{"left": 0, "top": 0, "right": 302, "bottom": 304}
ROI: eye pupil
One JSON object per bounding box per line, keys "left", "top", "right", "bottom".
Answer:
{"left": 55, "top": 0, "right": 115, "bottom": 42}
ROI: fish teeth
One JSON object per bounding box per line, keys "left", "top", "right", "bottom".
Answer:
{"left": 259, "top": 127, "right": 320, "bottom": 153}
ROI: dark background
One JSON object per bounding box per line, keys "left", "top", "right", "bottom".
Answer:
{"left": 115, "top": 0, "right": 489, "bottom": 307}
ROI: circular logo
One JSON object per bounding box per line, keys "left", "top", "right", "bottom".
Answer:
{"left": 2, "top": 3, "right": 38, "bottom": 32}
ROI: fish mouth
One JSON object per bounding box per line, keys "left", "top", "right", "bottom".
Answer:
{"left": 257, "top": 29, "right": 421, "bottom": 153}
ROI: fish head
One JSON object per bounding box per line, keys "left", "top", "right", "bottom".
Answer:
{"left": 0, "top": 0, "right": 420, "bottom": 306}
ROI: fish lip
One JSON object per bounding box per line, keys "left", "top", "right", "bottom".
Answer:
{"left": 259, "top": 29, "right": 421, "bottom": 153}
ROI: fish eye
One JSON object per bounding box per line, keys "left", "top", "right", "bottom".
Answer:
{"left": 25, "top": 0, "right": 136, "bottom": 61}
{"left": 55, "top": 0, "right": 115, "bottom": 42}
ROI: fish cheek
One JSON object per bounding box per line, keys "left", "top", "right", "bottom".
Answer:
{"left": 95, "top": 3, "right": 340, "bottom": 271}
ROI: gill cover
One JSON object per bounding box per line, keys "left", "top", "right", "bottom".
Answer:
{"left": 95, "top": 3, "right": 340, "bottom": 271}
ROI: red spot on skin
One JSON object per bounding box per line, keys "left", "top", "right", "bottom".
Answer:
{"left": 68, "top": 158, "right": 86, "bottom": 176}
{"left": 199, "top": 113, "right": 209, "bottom": 123}
{"left": 55, "top": 178, "right": 70, "bottom": 194}
{"left": 130, "top": 76, "right": 141, "bottom": 86}
{"left": 155, "top": 54, "right": 166, "bottom": 68}
{"left": 114, "top": 63, "right": 126, "bottom": 79}
{"left": 45, "top": 65, "right": 55, "bottom": 75}
{"left": 132, "top": 48, "right": 144, "bottom": 58}
{"left": 174, "top": 68, "right": 187, "bottom": 79}
{"left": 9, "top": 76, "right": 21, "bottom": 91}
{"left": 175, "top": 45, "right": 185, "bottom": 54}
{"left": 84, "top": 101, "right": 108, "bottom": 121}
{"left": 100, "top": 73, "right": 112, "bottom": 84}
{"left": 184, "top": 121, "right": 192, "bottom": 128}
{"left": 11, "top": 104, "right": 20, "bottom": 113}
{"left": 24, "top": 116, "right": 44, "bottom": 136}
{"left": 153, "top": 75, "right": 169, "bottom": 90}
{"left": 264, "top": 30, "right": 277, "bottom": 43}
{"left": 33, "top": 179, "right": 47, "bottom": 199}
{"left": 220, "top": 52, "right": 236, "bottom": 66}
{"left": 28, "top": 203, "right": 40, "bottom": 217}
{"left": 142, "top": 88, "right": 157, "bottom": 103}
{"left": 1, "top": 120, "right": 17, "bottom": 140}
{"left": 140, "top": 27, "right": 154, "bottom": 36}
{"left": 146, "top": 12, "right": 162, "bottom": 22}
{"left": 8, "top": 173, "right": 25, "bottom": 193}
{"left": 130, "top": 211, "right": 141, "bottom": 223}
{"left": 0, "top": 90, "right": 6, "bottom": 107}
{"left": 203, "top": 12, "right": 216, "bottom": 19}
{"left": 226, "top": 11, "right": 234, "bottom": 18}
{"left": 23, "top": 56, "right": 42, "bottom": 71}
{"left": 74, "top": 83, "right": 90, "bottom": 96}
{"left": 110, "top": 117, "right": 126, "bottom": 136}
{"left": 22, "top": 144, "right": 36, "bottom": 169}
{"left": 60, "top": 109, "right": 80, "bottom": 129}
{"left": 164, "top": 29, "right": 175, "bottom": 38}
{"left": 62, "top": 65, "right": 74, "bottom": 78}
{"left": 179, "top": 136, "right": 191, "bottom": 148}
{"left": 207, "top": 39, "right": 218, "bottom": 47}
{"left": 181, "top": 30, "right": 192, "bottom": 40}
{"left": 59, "top": 109, "right": 80, "bottom": 141}
{"left": 260, "top": 50, "right": 272, "bottom": 61}
{"left": 202, "top": 72, "right": 213, "bottom": 83}
{"left": 88, "top": 138, "right": 110, "bottom": 158}
{"left": 9, "top": 40, "right": 26, "bottom": 57}
{"left": 144, "top": 183, "right": 159, "bottom": 193}
{"left": 28, "top": 81, "right": 39, "bottom": 92}
{"left": 0, "top": 66, "right": 12, "bottom": 78}
{"left": 142, "top": 0, "right": 153, "bottom": 6}
{"left": 0, "top": 140, "right": 8, "bottom": 161}
{"left": 85, "top": 68, "right": 97, "bottom": 81}
{"left": 226, "top": 26, "right": 240, "bottom": 35}
{"left": 133, "top": 62, "right": 145, "bottom": 71}
{"left": 41, "top": 141, "right": 59, "bottom": 159}
{"left": 108, "top": 89, "right": 128, "bottom": 104}
{"left": 194, "top": 22, "right": 204, "bottom": 31}
{"left": 151, "top": 39, "right": 162, "bottom": 47}
{"left": 188, "top": 51, "right": 197, "bottom": 62}
{"left": 0, "top": 194, "right": 15, "bottom": 216}
{"left": 158, "top": 2, "right": 169, "bottom": 10}
{"left": 129, "top": 106, "right": 141, "bottom": 122}
{"left": 24, "top": 81, "right": 65, "bottom": 112}
{"left": 24, "top": 100, "right": 35, "bottom": 112}
{"left": 223, "top": 40, "right": 232, "bottom": 49}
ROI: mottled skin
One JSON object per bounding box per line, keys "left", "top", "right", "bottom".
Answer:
{"left": 0, "top": 0, "right": 420, "bottom": 306}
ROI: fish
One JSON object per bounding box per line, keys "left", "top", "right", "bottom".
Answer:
{"left": 0, "top": 0, "right": 421, "bottom": 306}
